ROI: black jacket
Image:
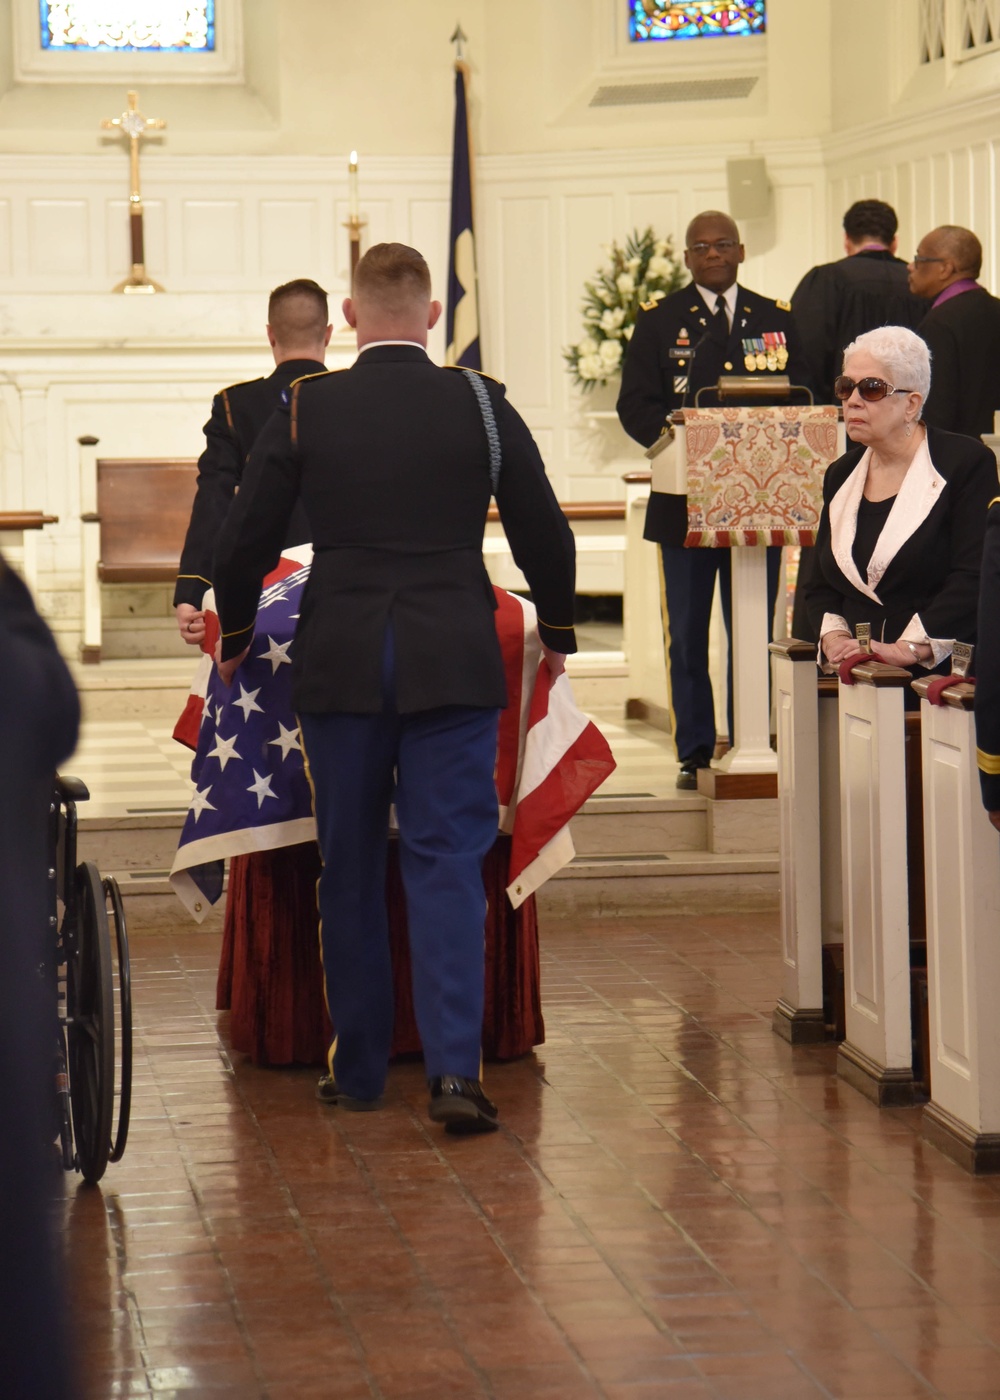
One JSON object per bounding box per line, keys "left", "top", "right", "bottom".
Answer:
{"left": 0, "top": 558, "right": 79, "bottom": 1400}
{"left": 213, "top": 345, "right": 576, "bottom": 714}
{"left": 919, "top": 287, "right": 1000, "bottom": 437}
{"left": 790, "top": 250, "right": 927, "bottom": 399}
{"left": 173, "top": 358, "right": 324, "bottom": 608}
{"left": 975, "top": 495, "right": 1000, "bottom": 813}
{"left": 805, "top": 425, "right": 998, "bottom": 648}
{"left": 616, "top": 283, "right": 811, "bottom": 547}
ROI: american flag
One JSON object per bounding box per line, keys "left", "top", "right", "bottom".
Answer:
{"left": 170, "top": 549, "right": 615, "bottom": 919}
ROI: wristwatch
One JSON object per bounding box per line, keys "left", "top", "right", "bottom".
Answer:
{"left": 905, "top": 641, "right": 924, "bottom": 662}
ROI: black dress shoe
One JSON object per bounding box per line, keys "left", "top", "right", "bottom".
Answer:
{"left": 315, "top": 1075, "right": 383, "bottom": 1111}
{"left": 427, "top": 1075, "right": 499, "bottom": 1134}
{"left": 676, "top": 763, "right": 702, "bottom": 791}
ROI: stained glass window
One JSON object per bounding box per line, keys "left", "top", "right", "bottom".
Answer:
{"left": 40, "top": 2, "right": 216, "bottom": 52}
{"left": 629, "top": 2, "right": 766, "bottom": 42}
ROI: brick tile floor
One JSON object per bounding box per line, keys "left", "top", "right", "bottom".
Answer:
{"left": 62, "top": 912, "right": 1000, "bottom": 1398}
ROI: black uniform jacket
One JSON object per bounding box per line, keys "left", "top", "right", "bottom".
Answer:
{"left": 919, "top": 287, "right": 1000, "bottom": 438}
{"left": 173, "top": 358, "right": 324, "bottom": 608}
{"left": 213, "top": 344, "right": 577, "bottom": 715}
{"left": 975, "top": 495, "right": 1000, "bottom": 813}
{"left": 804, "top": 426, "right": 998, "bottom": 648}
{"left": 790, "top": 250, "right": 927, "bottom": 399}
{"left": 0, "top": 556, "right": 80, "bottom": 1400}
{"left": 616, "top": 283, "right": 811, "bottom": 547}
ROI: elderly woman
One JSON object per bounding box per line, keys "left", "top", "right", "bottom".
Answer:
{"left": 806, "top": 325, "right": 998, "bottom": 684}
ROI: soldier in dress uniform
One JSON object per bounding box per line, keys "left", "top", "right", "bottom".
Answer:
{"left": 173, "top": 278, "right": 331, "bottom": 646}
{"left": 975, "top": 495, "right": 1000, "bottom": 831}
{"left": 617, "top": 210, "right": 810, "bottom": 788}
{"left": 212, "top": 243, "right": 576, "bottom": 1135}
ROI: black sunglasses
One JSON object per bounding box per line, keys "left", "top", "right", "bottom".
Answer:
{"left": 833, "top": 375, "right": 914, "bottom": 402}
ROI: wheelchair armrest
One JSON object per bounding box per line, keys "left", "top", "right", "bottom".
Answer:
{"left": 56, "top": 773, "right": 90, "bottom": 804}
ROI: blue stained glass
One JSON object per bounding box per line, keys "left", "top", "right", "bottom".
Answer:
{"left": 629, "top": 2, "right": 766, "bottom": 41}
{"left": 40, "top": 2, "right": 216, "bottom": 52}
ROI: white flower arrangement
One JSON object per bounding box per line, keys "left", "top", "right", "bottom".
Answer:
{"left": 564, "top": 227, "right": 686, "bottom": 390}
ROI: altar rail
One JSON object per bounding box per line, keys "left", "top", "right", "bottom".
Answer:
{"left": 0, "top": 510, "right": 59, "bottom": 596}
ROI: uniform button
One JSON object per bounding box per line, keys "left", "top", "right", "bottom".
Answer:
{"left": 724, "top": 361, "right": 733, "bottom": 371}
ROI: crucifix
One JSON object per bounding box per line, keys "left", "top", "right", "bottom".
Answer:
{"left": 100, "top": 90, "right": 166, "bottom": 294}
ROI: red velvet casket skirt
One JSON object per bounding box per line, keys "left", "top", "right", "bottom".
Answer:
{"left": 216, "top": 836, "right": 544, "bottom": 1067}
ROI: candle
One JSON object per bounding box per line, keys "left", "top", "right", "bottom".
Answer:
{"left": 348, "top": 150, "right": 359, "bottom": 220}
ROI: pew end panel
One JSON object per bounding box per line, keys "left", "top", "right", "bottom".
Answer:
{"left": 916, "top": 681, "right": 1000, "bottom": 1172}
{"left": 770, "top": 639, "right": 825, "bottom": 1042}
{"left": 836, "top": 664, "right": 917, "bottom": 1106}
{"left": 79, "top": 439, "right": 198, "bottom": 663}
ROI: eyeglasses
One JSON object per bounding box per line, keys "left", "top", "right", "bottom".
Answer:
{"left": 687, "top": 240, "right": 739, "bottom": 254}
{"left": 833, "top": 375, "right": 914, "bottom": 402}
{"left": 911, "top": 255, "right": 945, "bottom": 265}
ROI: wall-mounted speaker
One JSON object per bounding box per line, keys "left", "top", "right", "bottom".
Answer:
{"left": 726, "top": 157, "right": 771, "bottom": 222}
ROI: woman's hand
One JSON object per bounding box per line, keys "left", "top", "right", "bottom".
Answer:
{"left": 871, "top": 639, "right": 932, "bottom": 668}
{"left": 820, "top": 630, "right": 857, "bottom": 665}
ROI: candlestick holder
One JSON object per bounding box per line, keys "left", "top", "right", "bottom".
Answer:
{"left": 343, "top": 214, "right": 368, "bottom": 291}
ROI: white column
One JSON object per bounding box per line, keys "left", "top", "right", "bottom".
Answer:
{"left": 719, "top": 545, "right": 777, "bottom": 773}
{"left": 918, "top": 684, "right": 1000, "bottom": 1172}
{"left": 836, "top": 664, "right": 915, "bottom": 1105}
{"left": 771, "top": 641, "right": 824, "bottom": 1040}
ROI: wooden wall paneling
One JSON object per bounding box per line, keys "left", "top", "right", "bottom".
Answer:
{"left": 497, "top": 195, "right": 552, "bottom": 413}
{"left": 27, "top": 199, "right": 90, "bottom": 279}
{"left": 259, "top": 199, "right": 320, "bottom": 278}
{"left": 970, "top": 143, "right": 994, "bottom": 286}
{"left": 932, "top": 149, "right": 954, "bottom": 224}
{"left": 0, "top": 200, "right": 10, "bottom": 277}
{"left": 181, "top": 199, "right": 245, "bottom": 280}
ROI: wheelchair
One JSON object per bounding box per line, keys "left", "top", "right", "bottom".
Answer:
{"left": 49, "top": 775, "right": 133, "bottom": 1185}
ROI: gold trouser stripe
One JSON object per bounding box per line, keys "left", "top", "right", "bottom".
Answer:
{"left": 656, "top": 546, "right": 679, "bottom": 758}
{"left": 977, "top": 747, "right": 1000, "bottom": 776}
{"left": 297, "top": 719, "right": 337, "bottom": 1076}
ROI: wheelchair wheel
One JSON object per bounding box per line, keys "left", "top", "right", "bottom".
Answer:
{"left": 67, "top": 862, "right": 115, "bottom": 1185}
{"left": 104, "top": 875, "right": 132, "bottom": 1165}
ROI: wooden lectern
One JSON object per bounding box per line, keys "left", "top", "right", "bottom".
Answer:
{"left": 647, "top": 404, "right": 842, "bottom": 791}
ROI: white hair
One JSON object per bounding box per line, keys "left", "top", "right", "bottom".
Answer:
{"left": 842, "top": 325, "right": 931, "bottom": 402}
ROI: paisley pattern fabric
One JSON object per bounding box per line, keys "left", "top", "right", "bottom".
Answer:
{"left": 682, "top": 405, "right": 840, "bottom": 547}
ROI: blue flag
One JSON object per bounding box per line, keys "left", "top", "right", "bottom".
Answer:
{"left": 445, "top": 62, "right": 481, "bottom": 369}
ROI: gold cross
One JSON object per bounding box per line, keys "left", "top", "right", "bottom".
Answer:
{"left": 100, "top": 90, "right": 166, "bottom": 293}
{"left": 100, "top": 89, "right": 165, "bottom": 207}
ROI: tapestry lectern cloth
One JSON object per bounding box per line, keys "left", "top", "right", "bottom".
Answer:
{"left": 169, "top": 547, "right": 615, "bottom": 917}
{"left": 681, "top": 405, "right": 840, "bottom": 548}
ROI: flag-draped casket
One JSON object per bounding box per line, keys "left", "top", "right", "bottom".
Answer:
{"left": 171, "top": 549, "right": 615, "bottom": 1064}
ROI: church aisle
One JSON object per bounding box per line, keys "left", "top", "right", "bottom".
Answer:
{"left": 62, "top": 913, "right": 1000, "bottom": 1399}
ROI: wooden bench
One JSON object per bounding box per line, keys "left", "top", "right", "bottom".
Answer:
{"left": 78, "top": 436, "right": 198, "bottom": 662}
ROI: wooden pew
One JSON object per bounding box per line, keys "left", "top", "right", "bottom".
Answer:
{"left": 78, "top": 436, "right": 197, "bottom": 662}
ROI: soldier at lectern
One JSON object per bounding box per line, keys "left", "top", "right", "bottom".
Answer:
{"left": 617, "top": 210, "right": 810, "bottom": 788}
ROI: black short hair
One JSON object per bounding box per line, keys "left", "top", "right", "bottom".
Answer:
{"left": 842, "top": 200, "right": 898, "bottom": 246}
{"left": 267, "top": 278, "right": 329, "bottom": 342}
